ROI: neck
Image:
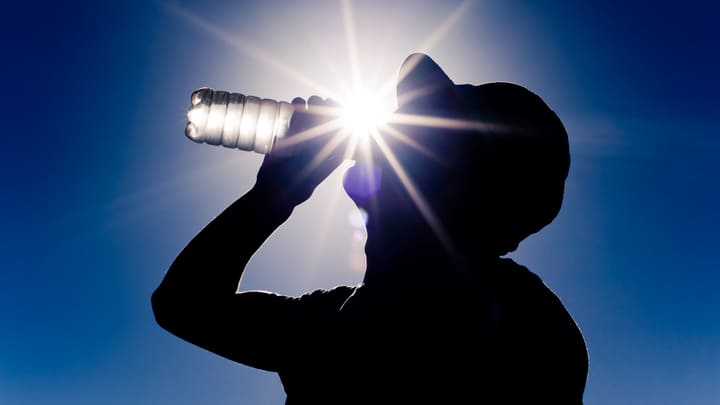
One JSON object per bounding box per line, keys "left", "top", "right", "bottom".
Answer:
{"left": 361, "top": 209, "right": 496, "bottom": 286}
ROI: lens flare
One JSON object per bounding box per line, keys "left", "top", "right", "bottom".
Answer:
{"left": 348, "top": 208, "right": 369, "bottom": 228}
{"left": 341, "top": 91, "right": 392, "bottom": 139}
{"left": 171, "top": 0, "right": 475, "bottom": 268}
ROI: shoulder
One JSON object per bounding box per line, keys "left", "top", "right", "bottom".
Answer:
{"left": 296, "top": 285, "right": 357, "bottom": 311}
{"left": 498, "top": 258, "right": 586, "bottom": 346}
{"left": 499, "top": 260, "right": 589, "bottom": 397}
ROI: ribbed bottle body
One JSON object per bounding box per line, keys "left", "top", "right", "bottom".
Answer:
{"left": 185, "top": 87, "right": 294, "bottom": 154}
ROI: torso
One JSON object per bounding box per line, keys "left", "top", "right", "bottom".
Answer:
{"left": 279, "top": 258, "right": 588, "bottom": 404}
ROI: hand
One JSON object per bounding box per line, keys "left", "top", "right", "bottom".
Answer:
{"left": 254, "top": 96, "right": 345, "bottom": 207}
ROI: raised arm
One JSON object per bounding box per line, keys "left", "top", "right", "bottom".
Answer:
{"left": 151, "top": 96, "right": 344, "bottom": 370}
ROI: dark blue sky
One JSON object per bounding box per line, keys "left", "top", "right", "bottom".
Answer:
{"left": 2, "top": 1, "right": 718, "bottom": 404}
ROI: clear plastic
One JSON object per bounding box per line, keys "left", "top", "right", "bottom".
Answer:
{"left": 185, "top": 87, "right": 294, "bottom": 154}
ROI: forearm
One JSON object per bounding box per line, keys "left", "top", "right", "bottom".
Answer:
{"left": 152, "top": 95, "right": 342, "bottom": 342}
{"left": 154, "top": 185, "right": 294, "bottom": 300}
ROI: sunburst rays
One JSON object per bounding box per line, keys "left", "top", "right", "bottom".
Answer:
{"left": 168, "top": 0, "right": 476, "bottom": 263}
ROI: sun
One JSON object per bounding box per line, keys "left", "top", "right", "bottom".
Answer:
{"left": 171, "top": 0, "right": 473, "bottom": 260}
{"left": 340, "top": 90, "right": 393, "bottom": 140}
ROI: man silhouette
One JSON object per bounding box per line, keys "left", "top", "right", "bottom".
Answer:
{"left": 152, "top": 53, "right": 588, "bottom": 404}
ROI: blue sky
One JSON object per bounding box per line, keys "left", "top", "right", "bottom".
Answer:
{"left": 1, "top": 1, "right": 718, "bottom": 404}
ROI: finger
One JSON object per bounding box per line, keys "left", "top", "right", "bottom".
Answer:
{"left": 325, "top": 97, "right": 341, "bottom": 116}
{"left": 306, "top": 95, "right": 329, "bottom": 140}
{"left": 324, "top": 97, "right": 351, "bottom": 154}
{"left": 289, "top": 97, "right": 308, "bottom": 134}
{"left": 291, "top": 97, "right": 307, "bottom": 110}
{"left": 307, "top": 95, "right": 324, "bottom": 118}
{"left": 307, "top": 95, "right": 323, "bottom": 106}
{"left": 291, "top": 97, "right": 307, "bottom": 122}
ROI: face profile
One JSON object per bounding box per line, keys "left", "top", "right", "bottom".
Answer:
{"left": 344, "top": 53, "right": 570, "bottom": 257}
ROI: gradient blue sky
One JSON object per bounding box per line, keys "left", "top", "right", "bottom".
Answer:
{"left": 2, "top": 1, "right": 718, "bottom": 404}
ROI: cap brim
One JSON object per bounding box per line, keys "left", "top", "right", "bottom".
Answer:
{"left": 396, "top": 53, "right": 455, "bottom": 110}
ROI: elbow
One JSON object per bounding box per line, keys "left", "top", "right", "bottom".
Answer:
{"left": 151, "top": 285, "right": 212, "bottom": 341}
{"left": 151, "top": 286, "right": 183, "bottom": 334}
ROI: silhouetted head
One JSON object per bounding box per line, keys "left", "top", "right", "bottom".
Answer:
{"left": 344, "top": 53, "right": 569, "bottom": 259}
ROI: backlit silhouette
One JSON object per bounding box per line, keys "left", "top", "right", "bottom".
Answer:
{"left": 152, "top": 53, "right": 588, "bottom": 404}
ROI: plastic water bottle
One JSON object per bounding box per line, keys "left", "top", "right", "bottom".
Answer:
{"left": 185, "top": 87, "right": 294, "bottom": 154}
